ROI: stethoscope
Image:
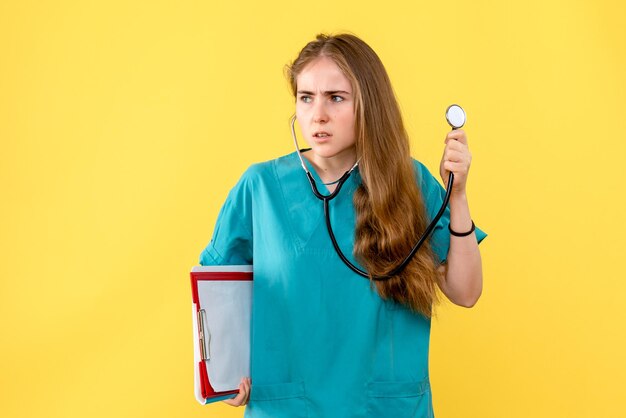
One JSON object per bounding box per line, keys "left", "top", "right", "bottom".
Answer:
{"left": 290, "top": 104, "right": 466, "bottom": 281}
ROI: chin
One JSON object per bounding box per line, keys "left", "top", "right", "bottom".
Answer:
{"left": 309, "top": 144, "right": 350, "bottom": 159}
{"left": 310, "top": 148, "right": 339, "bottom": 159}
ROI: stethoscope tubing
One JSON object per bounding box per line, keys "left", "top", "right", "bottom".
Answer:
{"left": 290, "top": 114, "right": 454, "bottom": 281}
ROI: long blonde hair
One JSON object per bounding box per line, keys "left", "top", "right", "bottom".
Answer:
{"left": 284, "top": 33, "right": 442, "bottom": 318}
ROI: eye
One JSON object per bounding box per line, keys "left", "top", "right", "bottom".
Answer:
{"left": 331, "top": 95, "right": 344, "bottom": 103}
{"left": 299, "top": 95, "right": 312, "bottom": 103}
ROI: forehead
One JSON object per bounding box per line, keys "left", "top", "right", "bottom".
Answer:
{"left": 296, "top": 56, "right": 352, "bottom": 92}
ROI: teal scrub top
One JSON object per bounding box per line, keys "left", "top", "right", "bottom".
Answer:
{"left": 199, "top": 150, "right": 487, "bottom": 418}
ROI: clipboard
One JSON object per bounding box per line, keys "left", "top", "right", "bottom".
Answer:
{"left": 190, "top": 265, "right": 253, "bottom": 404}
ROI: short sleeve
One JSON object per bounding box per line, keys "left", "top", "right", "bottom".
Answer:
{"left": 198, "top": 166, "right": 255, "bottom": 266}
{"left": 415, "top": 160, "right": 487, "bottom": 265}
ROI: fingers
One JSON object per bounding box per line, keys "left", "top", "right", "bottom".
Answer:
{"left": 444, "top": 135, "right": 469, "bottom": 160}
{"left": 445, "top": 129, "right": 468, "bottom": 144}
{"left": 242, "top": 377, "right": 251, "bottom": 405}
{"left": 444, "top": 139, "right": 466, "bottom": 151}
{"left": 441, "top": 130, "right": 471, "bottom": 192}
{"left": 222, "top": 377, "right": 252, "bottom": 407}
{"left": 442, "top": 160, "right": 469, "bottom": 175}
{"left": 443, "top": 149, "right": 466, "bottom": 163}
{"left": 442, "top": 134, "right": 472, "bottom": 166}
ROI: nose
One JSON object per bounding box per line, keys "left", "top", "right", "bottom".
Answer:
{"left": 312, "top": 99, "right": 329, "bottom": 124}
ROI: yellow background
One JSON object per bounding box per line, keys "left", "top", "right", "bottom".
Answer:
{"left": 1, "top": 1, "right": 624, "bottom": 417}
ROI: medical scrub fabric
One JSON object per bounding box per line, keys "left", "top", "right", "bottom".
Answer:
{"left": 199, "top": 150, "right": 487, "bottom": 418}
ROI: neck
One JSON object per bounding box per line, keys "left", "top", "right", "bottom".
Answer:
{"left": 303, "top": 147, "right": 357, "bottom": 183}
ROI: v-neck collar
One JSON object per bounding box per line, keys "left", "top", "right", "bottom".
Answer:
{"left": 297, "top": 148, "right": 360, "bottom": 195}
{"left": 271, "top": 150, "right": 361, "bottom": 252}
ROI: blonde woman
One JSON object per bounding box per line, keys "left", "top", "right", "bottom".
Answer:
{"left": 199, "top": 32, "right": 487, "bottom": 418}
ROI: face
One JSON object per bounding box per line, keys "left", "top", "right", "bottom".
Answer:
{"left": 295, "top": 56, "right": 356, "bottom": 162}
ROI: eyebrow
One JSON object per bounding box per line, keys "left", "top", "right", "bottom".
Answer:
{"left": 296, "top": 90, "right": 351, "bottom": 95}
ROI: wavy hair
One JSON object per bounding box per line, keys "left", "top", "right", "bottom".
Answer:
{"left": 284, "top": 33, "right": 442, "bottom": 318}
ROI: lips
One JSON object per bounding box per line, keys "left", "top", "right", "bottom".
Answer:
{"left": 313, "top": 131, "right": 332, "bottom": 138}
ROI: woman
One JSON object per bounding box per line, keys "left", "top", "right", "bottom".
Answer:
{"left": 199, "top": 32, "right": 487, "bottom": 418}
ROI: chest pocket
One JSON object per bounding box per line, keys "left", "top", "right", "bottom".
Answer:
{"left": 365, "top": 378, "right": 433, "bottom": 418}
{"left": 248, "top": 381, "right": 309, "bottom": 418}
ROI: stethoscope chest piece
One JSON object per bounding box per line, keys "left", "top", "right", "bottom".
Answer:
{"left": 446, "top": 104, "right": 466, "bottom": 129}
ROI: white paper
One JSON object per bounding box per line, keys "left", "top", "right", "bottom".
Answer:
{"left": 192, "top": 265, "right": 253, "bottom": 396}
